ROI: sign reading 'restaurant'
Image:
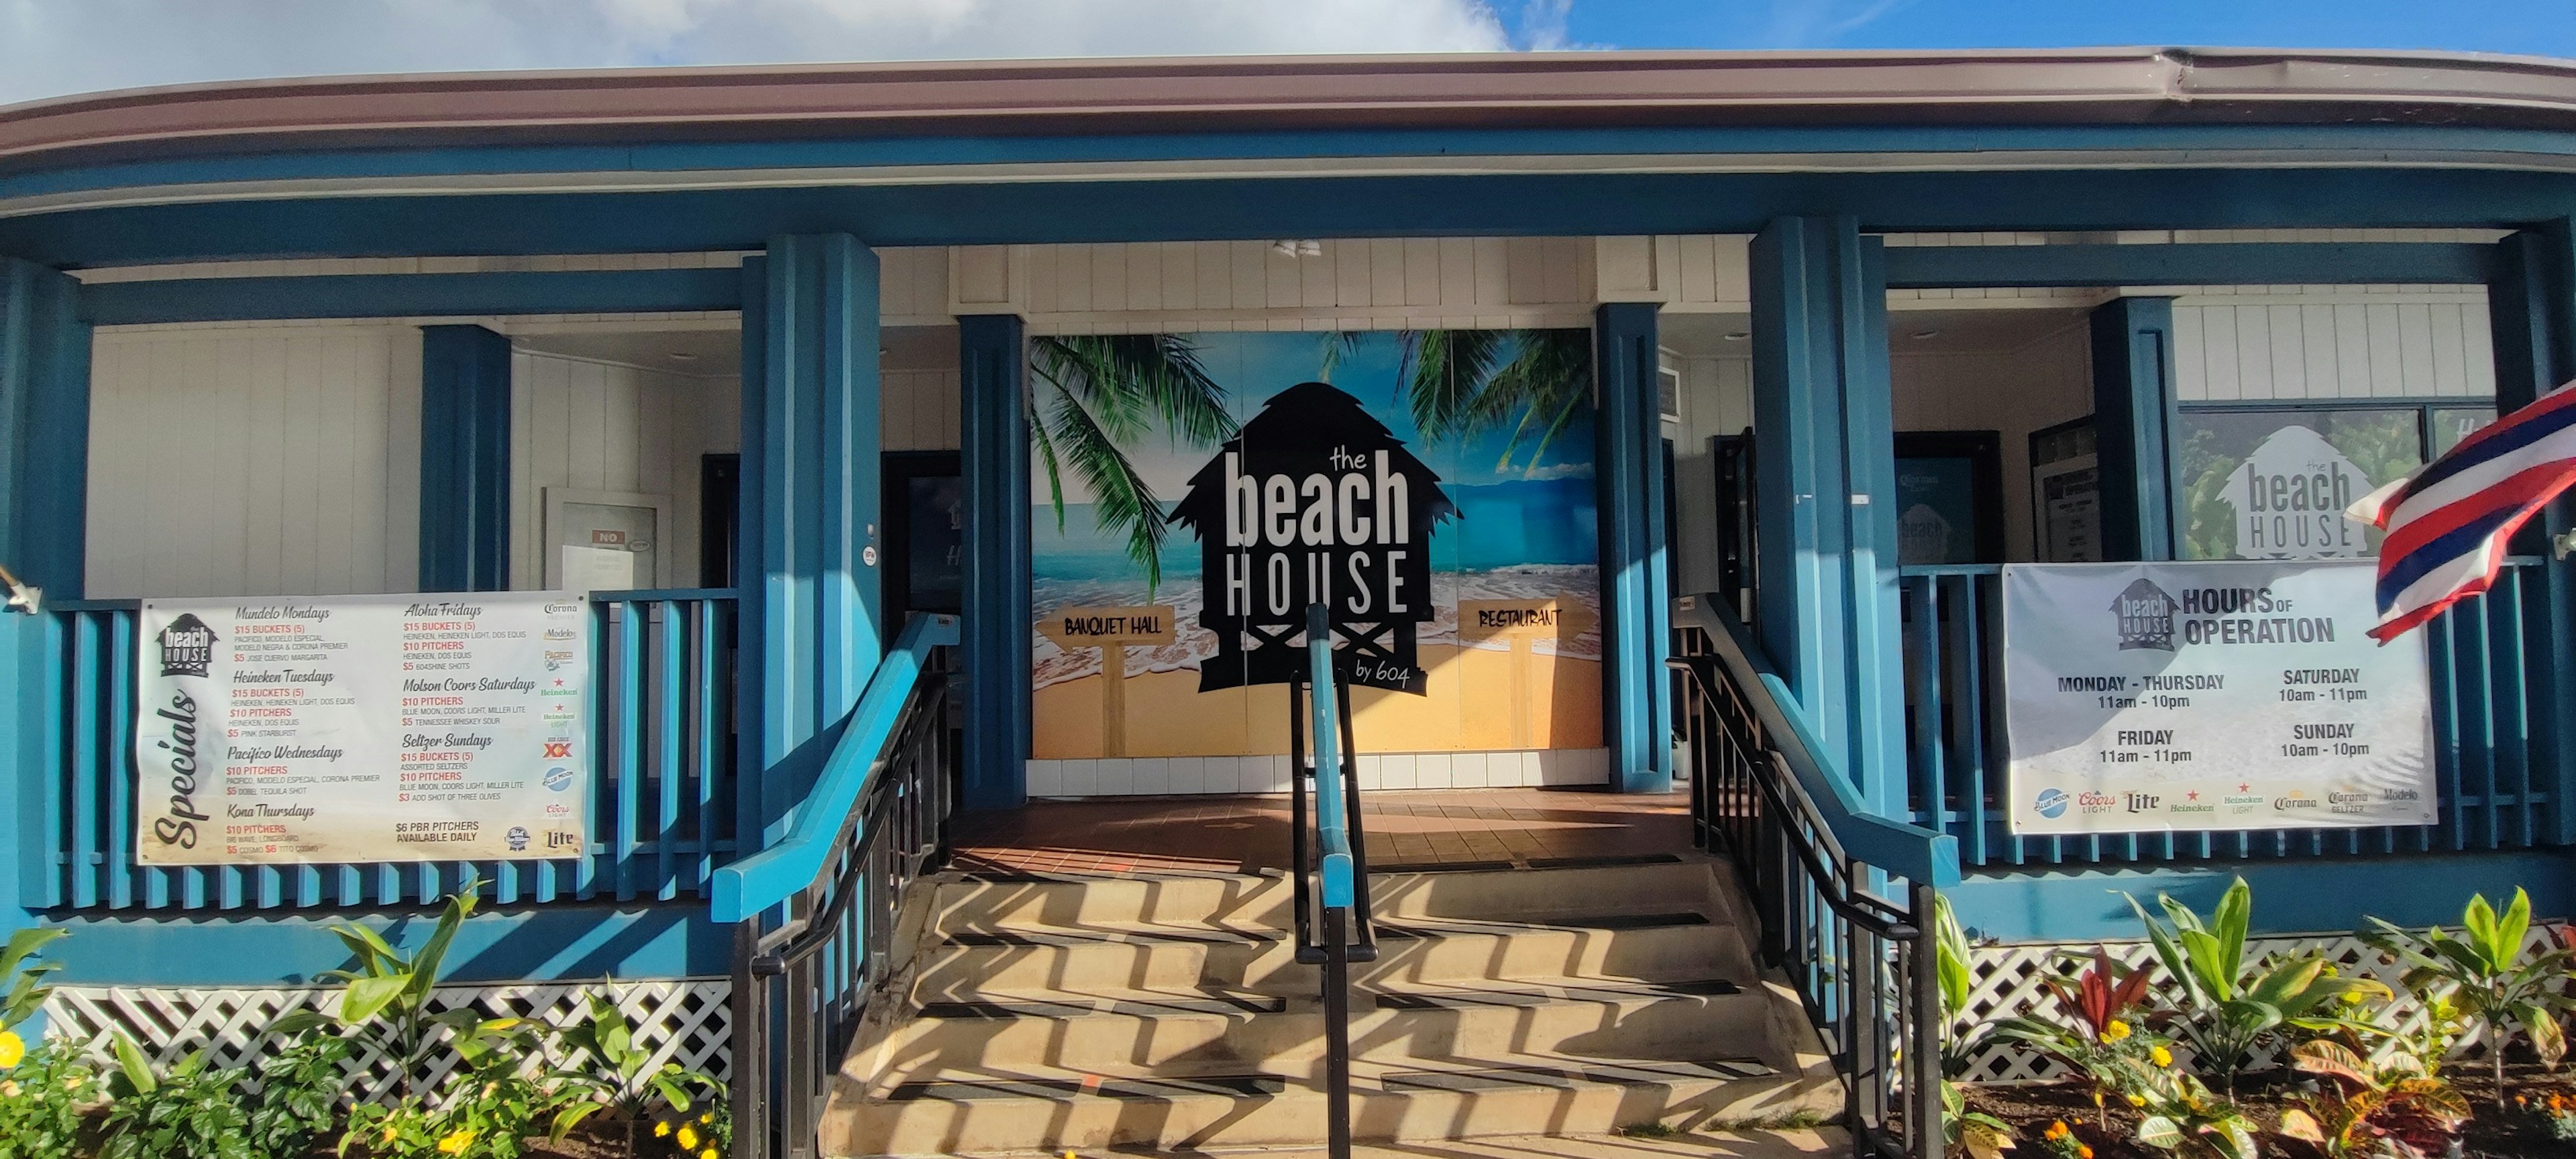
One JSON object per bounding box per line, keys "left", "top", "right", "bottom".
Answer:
{"left": 135, "top": 592, "right": 591, "bottom": 865}
{"left": 2002, "top": 561, "right": 2435, "bottom": 836}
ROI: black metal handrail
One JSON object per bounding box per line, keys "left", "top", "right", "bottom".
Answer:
{"left": 1287, "top": 603, "right": 1376, "bottom": 1159}
{"left": 1670, "top": 597, "right": 1955, "bottom": 1159}
{"left": 717, "top": 616, "right": 959, "bottom": 1159}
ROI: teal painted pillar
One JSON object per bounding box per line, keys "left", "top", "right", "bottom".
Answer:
{"left": 1, "top": 257, "right": 85, "bottom": 941}
{"left": 1594, "top": 303, "right": 1671, "bottom": 793}
{"left": 1748, "top": 217, "right": 1904, "bottom": 815}
{"left": 737, "top": 236, "right": 883, "bottom": 850}
{"left": 959, "top": 314, "right": 1030, "bottom": 812}
{"left": 2491, "top": 220, "right": 2576, "bottom": 847}
{"left": 2088, "top": 297, "right": 2182, "bottom": 561}
{"left": 419, "top": 325, "right": 513, "bottom": 592}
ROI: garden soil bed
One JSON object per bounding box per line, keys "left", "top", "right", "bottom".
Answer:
{"left": 1966, "top": 1063, "right": 2576, "bottom": 1158}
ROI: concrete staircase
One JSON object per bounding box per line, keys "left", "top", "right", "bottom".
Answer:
{"left": 818, "top": 854, "right": 1840, "bottom": 1157}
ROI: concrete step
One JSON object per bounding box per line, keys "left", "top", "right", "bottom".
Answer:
{"left": 910, "top": 911, "right": 1756, "bottom": 997}
{"left": 930, "top": 858, "right": 1739, "bottom": 934}
{"left": 830, "top": 1054, "right": 1841, "bottom": 1156}
{"left": 876, "top": 976, "right": 1785, "bottom": 1078}
{"left": 1039, "top": 1126, "right": 1850, "bottom": 1159}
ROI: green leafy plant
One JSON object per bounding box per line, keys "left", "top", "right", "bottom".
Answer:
{"left": 1932, "top": 895, "right": 1991, "bottom": 1079}
{"left": 2515, "top": 1089, "right": 2576, "bottom": 1141}
{"left": 2128, "top": 877, "right": 2388, "bottom": 1093}
{"left": 101, "top": 1031, "right": 255, "bottom": 1159}
{"left": 1988, "top": 948, "right": 2165, "bottom": 1124}
{"left": 2274, "top": 1039, "right": 2468, "bottom": 1159}
{"left": 249, "top": 1034, "right": 354, "bottom": 1158}
{"left": 2364, "top": 887, "right": 2575, "bottom": 1107}
{"left": 651, "top": 1097, "right": 731, "bottom": 1159}
{"left": 2130, "top": 1068, "right": 2262, "bottom": 1159}
{"left": 2036, "top": 1120, "right": 2092, "bottom": 1159}
{"left": 342, "top": 1056, "right": 572, "bottom": 1159}
{"left": 0, "top": 928, "right": 66, "bottom": 1033}
{"left": 547, "top": 991, "right": 724, "bottom": 1144}
{"left": 1940, "top": 1079, "right": 2014, "bottom": 1159}
{"left": 276, "top": 876, "right": 529, "bottom": 1097}
{"left": 0, "top": 1037, "right": 99, "bottom": 1159}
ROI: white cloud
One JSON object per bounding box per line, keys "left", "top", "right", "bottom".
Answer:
{"left": 0, "top": 0, "right": 1513, "bottom": 107}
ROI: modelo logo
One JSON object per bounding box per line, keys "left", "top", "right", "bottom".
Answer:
{"left": 542, "top": 766, "right": 576, "bottom": 792}
{"left": 2033, "top": 787, "right": 2071, "bottom": 820}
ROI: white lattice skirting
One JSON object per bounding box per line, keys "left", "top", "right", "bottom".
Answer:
{"left": 42, "top": 979, "right": 729, "bottom": 1102}
{"left": 1953, "top": 926, "right": 2569, "bottom": 1083}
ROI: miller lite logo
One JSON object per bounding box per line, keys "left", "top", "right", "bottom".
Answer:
{"left": 157, "top": 614, "right": 218, "bottom": 678}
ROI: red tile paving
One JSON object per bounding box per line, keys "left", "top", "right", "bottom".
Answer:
{"left": 948, "top": 787, "right": 1693, "bottom": 877}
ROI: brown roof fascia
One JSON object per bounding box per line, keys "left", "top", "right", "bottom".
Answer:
{"left": 5, "top": 48, "right": 2576, "bottom": 174}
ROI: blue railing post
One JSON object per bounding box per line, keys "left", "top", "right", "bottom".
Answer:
{"left": 1307, "top": 604, "right": 1354, "bottom": 912}
{"left": 2490, "top": 221, "right": 2576, "bottom": 847}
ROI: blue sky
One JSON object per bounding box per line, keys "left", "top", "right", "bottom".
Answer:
{"left": 1507, "top": 0, "right": 2576, "bottom": 57}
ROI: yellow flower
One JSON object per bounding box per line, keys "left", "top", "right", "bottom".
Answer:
{"left": 436, "top": 1128, "right": 475, "bottom": 1155}
{"left": 699, "top": 1112, "right": 714, "bottom": 1124}
{"left": 2100, "top": 1020, "right": 2132, "bottom": 1042}
{"left": 2044, "top": 1121, "right": 2068, "bottom": 1141}
{"left": 0, "top": 1030, "right": 23, "bottom": 1069}
{"left": 2150, "top": 1046, "right": 2174, "bottom": 1068}
{"left": 677, "top": 1125, "right": 700, "bottom": 1151}
{"left": 2125, "top": 1094, "right": 2147, "bottom": 1108}
{"left": 656, "top": 1121, "right": 673, "bottom": 1137}
{"left": 699, "top": 1151, "right": 717, "bottom": 1159}
{"left": 2078, "top": 1147, "right": 2094, "bottom": 1159}
{"left": 381, "top": 1127, "right": 398, "bottom": 1144}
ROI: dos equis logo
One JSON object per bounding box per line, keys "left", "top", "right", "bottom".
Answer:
{"left": 157, "top": 613, "right": 218, "bottom": 678}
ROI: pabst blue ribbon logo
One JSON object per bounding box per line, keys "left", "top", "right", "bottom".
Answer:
{"left": 505, "top": 826, "right": 531, "bottom": 852}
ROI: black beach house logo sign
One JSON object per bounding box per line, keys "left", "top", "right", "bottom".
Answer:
{"left": 2110, "top": 578, "right": 2180, "bottom": 652}
{"left": 1169, "top": 382, "right": 1454, "bottom": 693}
{"left": 158, "top": 614, "right": 217, "bottom": 677}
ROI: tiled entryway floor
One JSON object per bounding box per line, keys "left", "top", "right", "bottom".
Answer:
{"left": 947, "top": 786, "right": 1693, "bottom": 877}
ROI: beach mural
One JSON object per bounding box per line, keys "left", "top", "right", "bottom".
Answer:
{"left": 1029, "top": 329, "right": 1604, "bottom": 761}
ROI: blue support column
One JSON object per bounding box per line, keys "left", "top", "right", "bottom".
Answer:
{"left": 417, "top": 324, "right": 512, "bottom": 592}
{"left": 2490, "top": 220, "right": 2576, "bottom": 846}
{"left": 1, "top": 257, "right": 86, "bottom": 942}
{"left": 2088, "top": 297, "right": 2183, "bottom": 561}
{"left": 736, "top": 236, "right": 882, "bottom": 851}
{"left": 1594, "top": 303, "right": 1671, "bottom": 793}
{"left": 959, "top": 314, "right": 1030, "bottom": 812}
{"left": 1749, "top": 217, "right": 1904, "bottom": 815}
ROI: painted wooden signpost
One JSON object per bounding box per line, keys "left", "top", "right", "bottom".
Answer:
{"left": 1456, "top": 598, "right": 1596, "bottom": 747}
{"left": 1037, "top": 606, "right": 1176, "bottom": 757}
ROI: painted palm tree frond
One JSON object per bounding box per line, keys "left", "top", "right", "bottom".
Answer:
{"left": 1026, "top": 333, "right": 1234, "bottom": 594}
{"left": 1317, "top": 331, "right": 1365, "bottom": 382}
{"left": 1044, "top": 388, "right": 1173, "bottom": 590}
{"left": 1033, "top": 334, "right": 1236, "bottom": 447}
{"left": 1396, "top": 329, "right": 1511, "bottom": 442}
{"left": 1396, "top": 329, "right": 1593, "bottom": 470}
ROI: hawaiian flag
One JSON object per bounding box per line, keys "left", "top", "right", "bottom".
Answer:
{"left": 2347, "top": 379, "right": 2576, "bottom": 643}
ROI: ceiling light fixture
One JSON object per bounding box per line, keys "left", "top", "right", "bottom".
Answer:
{"left": 1721, "top": 331, "right": 1750, "bottom": 342}
{"left": 1911, "top": 328, "right": 1942, "bottom": 340}
{"left": 667, "top": 351, "right": 698, "bottom": 362}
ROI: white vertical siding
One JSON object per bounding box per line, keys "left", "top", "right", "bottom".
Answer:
{"left": 881, "top": 369, "right": 961, "bottom": 452}
{"left": 2174, "top": 300, "right": 2493, "bottom": 401}
{"left": 508, "top": 350, "right": 739, "bottom": 592}
{"left": 85, "top": 324, "right": 422, "bottom": 598}
{"left": 1018, "top": 237, "right": 1599, "bottom": 331}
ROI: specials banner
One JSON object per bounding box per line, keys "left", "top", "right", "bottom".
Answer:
{"left": 2002, "top": 561, "right": 2436, "bottom": 835}
{"left": 135, "top": 592, "right": 591, "bottom": 865}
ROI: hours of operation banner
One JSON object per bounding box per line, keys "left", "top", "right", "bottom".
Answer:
{"left": 2002, "top": 561, "right": 2436, "bottom": 836}
{"left": 135, "top": 592, "right": 592, "bottom": 865}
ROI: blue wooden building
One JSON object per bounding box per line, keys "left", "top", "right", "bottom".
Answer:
{"left": 3, "top": 46, "right": 2575, "bottom": 1157}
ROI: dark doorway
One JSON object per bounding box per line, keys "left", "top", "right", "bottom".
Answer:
{"left": 883, "top": 451, "right": 964, "bottom": 627}
{"left": 700, "top": 453, "right": 740, "bottom": 590}
{"left": 1892, "top": 431, "right": 2005, "bottom": 566}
